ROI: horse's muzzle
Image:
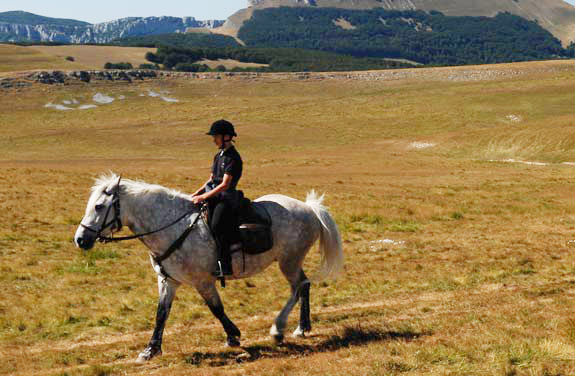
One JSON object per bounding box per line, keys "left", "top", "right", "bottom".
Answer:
{"left": 74, "top": 226, "right": 96, "bottom": 250}
{"left": 75, "top": 235, "right": 96, "bottom": 250}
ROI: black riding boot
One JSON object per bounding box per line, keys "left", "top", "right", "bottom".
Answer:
{"left": 210, "top": 200, "right": 236, "bottom": 278}
{"left": 213, "top": 240, "right": 233, "bottom": 277}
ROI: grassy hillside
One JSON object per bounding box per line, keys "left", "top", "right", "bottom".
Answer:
{"left": 32, "top": 45, "right": 156, "bottom": 70}
{"left": 0, "top": 10, "right": 89, "bottom": 26}
{"left": 0, "top": 44, "right": 155, "bottom": 72}
{"left": 0, "top": 44, "right": 80, "bottom": 72}
{"left": 2, "top": 60, "right": 575, "bottom": 374}
{"left": 238, "top": 8, "right": 566, "bottom": 65}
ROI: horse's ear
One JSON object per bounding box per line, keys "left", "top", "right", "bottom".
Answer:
{"left": 115, "top": 174, "right": 122, "bottom": 192}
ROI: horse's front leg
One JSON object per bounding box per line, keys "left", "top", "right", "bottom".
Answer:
{"left": 196, "top": 281, "right": 241, "bottom": 347}
{"left": 137, "top": 276, "right": 180, "bottom": 363}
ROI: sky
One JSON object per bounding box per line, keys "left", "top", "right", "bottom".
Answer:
{"left": 1, "top": 0, "right": 575, "bottom": 24}
{"left": 0, "top": 0, "right": 248, "bottom": 23}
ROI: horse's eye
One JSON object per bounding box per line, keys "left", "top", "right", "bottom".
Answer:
{"left": 95, "top": 204, "right": 105, "bottom": 211}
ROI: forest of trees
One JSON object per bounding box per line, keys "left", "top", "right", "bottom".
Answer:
{"left": 144, "top": 45, "right": 411, "bottom": 72}
{"left": 115, "top": 33, "right": 241, "bottom": 49}
{"left": 104, "top": 62, "right": 133, "bottom": 70}
{"left": 238, "top": 8, "right": 566, "bottom": 65}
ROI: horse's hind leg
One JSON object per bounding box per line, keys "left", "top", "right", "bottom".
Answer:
{"left": 270, "top": 262, "right": 309, "bottom": 343}
{"left": 293, "top": 270, "right": 311, "bottom": 338}
{"left": 196, "top": 281, "right": 242, "bottom": 347}
{"left": 137, "top": 276, "right": 180, "bottom": 363}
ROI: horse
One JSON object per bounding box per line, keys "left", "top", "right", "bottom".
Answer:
{"left": 73, "top": 172, "right": 344, "bottom": 362}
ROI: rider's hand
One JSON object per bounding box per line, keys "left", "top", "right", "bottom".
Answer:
{"left": 192, "top": 195, "right": 206, "bottom": 205}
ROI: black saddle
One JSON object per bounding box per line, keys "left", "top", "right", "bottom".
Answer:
{"left": 235, "top": 197, "right": 273, "bottom": 255}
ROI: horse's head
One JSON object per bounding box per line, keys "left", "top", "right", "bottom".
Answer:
{"left": 74, "top": 174, "right": 123, "bottom": 250}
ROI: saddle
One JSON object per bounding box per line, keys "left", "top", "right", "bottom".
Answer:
{"left": 235, "top": 197, "right": 274, "bottom": 255}
{"left": 204, "top": 195, "right": 273, "bottom": 255}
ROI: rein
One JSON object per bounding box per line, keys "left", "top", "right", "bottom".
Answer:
{"left": 97, "top": 206, "right": 199, "bottom": 244}
{"left": 80, "top": 180, "right": 207, "bottom": 280}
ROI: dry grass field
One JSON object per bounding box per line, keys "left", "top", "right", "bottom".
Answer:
{"left": 0, "top": 44, "right": 156, "bottom": 73}
{"left": 31, "top": 45, "right": 156, "bottom": 71}
{"left": 0, "top": 44, "right": 80, "bottom": 73}
{"left": 2, "top": 60, "right": 575, "bottom": 375}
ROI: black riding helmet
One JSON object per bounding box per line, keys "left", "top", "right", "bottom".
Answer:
{"left": 206, "top": 119, "right": 237, "bottom": 137}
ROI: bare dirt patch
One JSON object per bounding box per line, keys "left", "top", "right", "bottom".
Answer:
{"left": 199, "top": 58, "right": 269, "bottom": 69}
{"left": 332, "top": 18, "right": 356, "bottom": 30}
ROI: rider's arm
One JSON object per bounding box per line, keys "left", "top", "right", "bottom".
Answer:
{"left": 192, "top": 174, "right": 213, "bottom": 197}
{"left": 201, "top": 173, "right": 232, "bottom": 200}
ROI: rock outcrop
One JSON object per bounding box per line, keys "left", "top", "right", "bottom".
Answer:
{"left": 0, "top": 69, "right": 159, "bottom": 88}
{"left": 0, "top": 78, "right": 31, "bottom": 89}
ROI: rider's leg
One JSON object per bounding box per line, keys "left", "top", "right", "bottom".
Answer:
{"left": 210, "top": 200, "right": 234, "bottom": 275}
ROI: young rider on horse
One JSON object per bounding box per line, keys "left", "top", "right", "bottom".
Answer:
{"left": 191, "top": 120, "right": 243, "bottom": 278}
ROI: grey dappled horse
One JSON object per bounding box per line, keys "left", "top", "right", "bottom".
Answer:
{"left": 74, "top": 173, "right": 343, "bottom": 362}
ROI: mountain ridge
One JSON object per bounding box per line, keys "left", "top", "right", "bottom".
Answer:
{"left": 0, "top": 11, "right": 224, "bottom": 43}
{"left": 0, "top": 10, "right": 90, "bottom": 27}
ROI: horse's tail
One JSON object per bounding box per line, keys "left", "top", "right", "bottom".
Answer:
{"left": 305, "top": 190, "right": 344, "bottom": 282}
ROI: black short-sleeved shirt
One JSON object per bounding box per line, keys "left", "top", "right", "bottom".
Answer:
{"left": 210, "top": 145, "right": 242, "bottom": 191}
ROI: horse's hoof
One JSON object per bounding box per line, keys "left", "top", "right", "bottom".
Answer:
{"left": 136, "top": 346, "right": 162, "bottom": 363}
{"left": 292, "top": 325, "right": 306, "bottom": 338}
{"left": 269, "top": 323, "right": 284, "bottom": 343}
{"left": 273, "top": 333, "right": 285, "bottom": 344}
{"left": 226, "top": 336, "right": 241, "bottom": 347}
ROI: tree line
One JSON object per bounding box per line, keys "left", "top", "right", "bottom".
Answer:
{"left": 144, "top": 45, "right": 411, "bottom": 72}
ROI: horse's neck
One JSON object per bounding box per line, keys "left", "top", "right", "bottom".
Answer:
{"left": 121, "top": 191, "right": 193, "bottom": 239}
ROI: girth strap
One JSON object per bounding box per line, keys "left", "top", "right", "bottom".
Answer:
{"left": 153, "top": 212, "right": 202, "bottom": 281}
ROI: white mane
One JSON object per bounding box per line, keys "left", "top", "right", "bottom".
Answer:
{"left": 91, "top": 172, "right": 190, "bottom": 200}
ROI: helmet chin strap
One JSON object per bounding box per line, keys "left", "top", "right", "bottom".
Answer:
{"left": 219, "top": 136, "right": 233, "bottom": 150}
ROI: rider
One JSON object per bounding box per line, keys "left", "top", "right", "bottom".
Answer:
{"left": 191, "top": 119, "right": 243, "bottom": 278}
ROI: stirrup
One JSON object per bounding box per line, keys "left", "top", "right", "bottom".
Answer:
{"left": 212, "top": 261, "right": 230, "bottom": 288}
{"left": 212, "top": 261, "right": 225, "bottom": 278}
{"left": 212, "top": 261, "right": 233, "bottom": 276}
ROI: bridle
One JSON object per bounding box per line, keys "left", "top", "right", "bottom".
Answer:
{"left": 80, "top": 185, "right": 123, "bottom": 242}
{"left": 79, "top": 177, "right": 205, "bottom": 282}
{"left": 79, "top": 177, "right": 202, "bottom": 244}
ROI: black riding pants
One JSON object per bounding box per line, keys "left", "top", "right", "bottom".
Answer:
{"left": 209, "top": 199, "right": 239, "bottom": 267}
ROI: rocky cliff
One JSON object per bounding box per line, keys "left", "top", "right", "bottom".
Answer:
{"left": 0, "top": 13, "right": 224, "bottom": 43}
